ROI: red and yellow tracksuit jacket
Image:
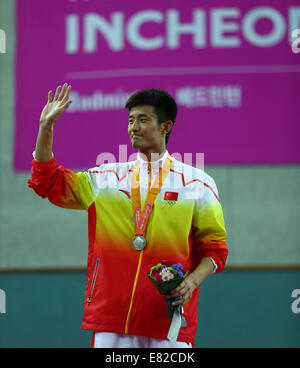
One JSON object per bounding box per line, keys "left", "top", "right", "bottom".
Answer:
{"left": 27, "top": 150, "right": 228, "bottom": 345}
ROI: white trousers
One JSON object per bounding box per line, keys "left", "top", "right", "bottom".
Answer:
{"left": 93, "top": 332, "right": 192, "bottom": 348}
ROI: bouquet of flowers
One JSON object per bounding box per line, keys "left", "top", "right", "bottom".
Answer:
{"left": 147, "top": 261, "right": 189, "bottom": 342}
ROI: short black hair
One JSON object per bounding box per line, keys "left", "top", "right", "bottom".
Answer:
{"left": 125, "top": 88, "right": 177, "bottom": 145}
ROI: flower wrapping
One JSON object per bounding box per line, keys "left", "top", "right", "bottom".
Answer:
{"left": 147, "top": 261, "right": 189, "bottom": 342}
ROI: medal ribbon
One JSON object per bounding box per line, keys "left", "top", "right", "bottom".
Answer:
{"left": 131, "top": 154, "right": 173, "bottom": 236}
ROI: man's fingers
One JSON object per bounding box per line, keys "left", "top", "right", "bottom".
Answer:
{"left": 58, "top": 83, "right": 68, "bottom": 101}
{"left": 52, "top": 83, "right": 71, "bottom": 103}
{"left": 172, "top": 290, "right": 193, "bottom": 306}
{"left": 66, "top": 84, "right": 71, "bottom": 97}
{"left": 171, "top": 295, "right": 187, "bottom": 306}
{"left": 170, "top": 282, "right": 186, "bottom": 295}
{"left": 48, "top": 90, "right": 52, "bottom": 103}
{"left": 62, "top": 99, "right": 72, "bottom": 110}
{"left": 61, "top": 85, "right": 71, "bottom": 104}
{"left": 169, "top": 283, "right": 194, "bottom": 306}
{"left": 53, "top": 85, "right": 61, "bottom": 101}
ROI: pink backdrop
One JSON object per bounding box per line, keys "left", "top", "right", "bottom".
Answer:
{"left": 15, "top": 0, "right": 300, "bottom": 170}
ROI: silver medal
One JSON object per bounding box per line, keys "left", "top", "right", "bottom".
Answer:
{"left": 132, "top": 235, "right": 147, "bottom": 251}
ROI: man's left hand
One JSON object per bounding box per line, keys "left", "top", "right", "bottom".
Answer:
{"left": 166, "top": 274, "right": 198, "bottom": 307}
{"left": 166, "top": 257, "right": 215, "bottom": 307}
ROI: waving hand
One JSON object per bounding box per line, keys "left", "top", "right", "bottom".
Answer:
{"left": 40, "top": 83, "right": 72, "bottom": 125}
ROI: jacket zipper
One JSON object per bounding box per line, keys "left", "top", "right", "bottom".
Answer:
{"left": 124, "top": 250, "right": 144, "bottom": 334}
{"left": 87, "top": 257, "right": 100, "bottom": 305}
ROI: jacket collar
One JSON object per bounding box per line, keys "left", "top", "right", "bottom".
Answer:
{"left": 137, "top": 150, "right": 168, "bottom": 172}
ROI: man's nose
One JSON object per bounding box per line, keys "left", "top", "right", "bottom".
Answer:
{"left": 131, "top": 120, "right": 140, "bottom": 131}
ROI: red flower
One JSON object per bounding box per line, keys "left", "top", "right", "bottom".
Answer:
{"left": 151, "top": 269, "right": 159, "bottom": 277}
{"left": 154, "top": 274, "right": 163, "bottom": 283}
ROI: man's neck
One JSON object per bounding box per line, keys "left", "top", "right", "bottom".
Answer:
{"left": 138, "top": 147, "right": 166, "bottom": 162}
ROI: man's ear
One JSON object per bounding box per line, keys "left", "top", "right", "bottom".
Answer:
{"left": 161, "top": 120, "right": 173, "bottom": 135}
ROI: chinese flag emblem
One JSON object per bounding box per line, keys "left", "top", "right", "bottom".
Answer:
{"left": 164, "top": 192, "right": 178, "bottom": 201}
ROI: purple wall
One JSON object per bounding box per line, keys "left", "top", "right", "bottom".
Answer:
{"left": 15, "top": 0, "right": 300, "bottom": 170}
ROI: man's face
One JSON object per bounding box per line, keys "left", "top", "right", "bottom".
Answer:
{"left": 128, "top": 105, "right": 165, "bottom": 152}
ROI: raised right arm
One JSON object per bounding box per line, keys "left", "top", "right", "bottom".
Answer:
{"left": 35, "top": 83, "right": 72, "bottom": 162}
{"left": 28, "top": 83, "right": 97, "bottom": 210}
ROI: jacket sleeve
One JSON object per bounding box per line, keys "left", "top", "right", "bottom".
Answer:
{"left": 191, "top": 175, "right": 228, "bottom": 273}
{"left": 27, "top": 157, "right": 98, "bottom": 210}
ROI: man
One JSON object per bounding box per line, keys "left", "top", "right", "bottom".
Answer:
{"left": 28, "top": 83, "right": 228, "bottom": 348}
